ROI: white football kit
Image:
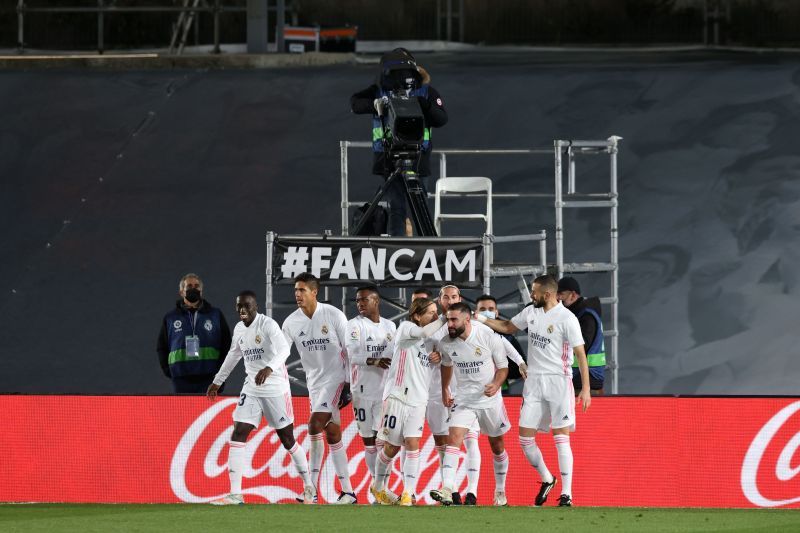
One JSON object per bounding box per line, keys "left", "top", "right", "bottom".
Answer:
{"left": 440, "top": 322, "right": 511, "bottom": 437}
{"left": 426, "top": 323, "right": 452, "bottom": 436}
{"left": 282, "top": 303, "right": 349, "bottom": 420}
{"left": 511, "top": 302, "right": 584, "bottom": 431}
{"left": 379, "top": 318, "right": 444, "bottom": 446}
{"left": 346, "top": 315, "right": 396, "bottom": 437}
{"left": 213, "top": 313, "right": 294, "bottom": 429}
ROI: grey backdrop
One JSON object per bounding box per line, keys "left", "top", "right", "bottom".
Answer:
{"left": 1, "top": 51, "right": 798, "bottom": 394}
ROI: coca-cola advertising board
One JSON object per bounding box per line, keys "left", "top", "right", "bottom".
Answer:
{"left": 3, "top": 395, "right": 799, "bottom": 508}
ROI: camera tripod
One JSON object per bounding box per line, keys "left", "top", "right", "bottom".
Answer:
{"left": 353, "top": 152, "right": 438, "bottom": 237}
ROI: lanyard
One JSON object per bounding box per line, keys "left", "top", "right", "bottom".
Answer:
{"left": 186, "top": 310, "right": 199, "bottom": 336}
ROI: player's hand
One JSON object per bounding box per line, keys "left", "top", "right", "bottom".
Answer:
{"left": 377, "top": 357, "right": 392, "bottom": 369}
{"left": 442, "top": 389, "right": 453, "bottom": 408}
{"left": 578, "top": 388, "right": 591, "bottom": 412}
{"left": 255, "top": 367, "right": 273, "bottom": 385}
{"left": 429, "top": 350, "right": 441, "bottom": 364}
{"left": 518, "top": 362, "right": 528, "bottom": 380}
{"left": 206, "top": 383, "right": 220, "bottom": 401}
{"left": 484, "top": 382, "right": 501, "bottom": 397}
{"left": 338, "top": 383, "right": 352, "bottom": 409}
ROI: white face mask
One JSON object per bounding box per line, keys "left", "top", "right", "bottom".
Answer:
{"left": 479, "top": 310, "right": 496, "bottom": 320}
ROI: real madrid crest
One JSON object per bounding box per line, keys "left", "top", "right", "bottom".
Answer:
{"left": 255, "top": 334, "right": 262, "bottom": 344}
{"left": 547, "top": 324, "right": 554, "bottom": 334}
{"left": 321, "top": 324, "right": 329, "bottom": 335}
{"left": 474, "top": 347, "right": 482, "bottom": 357}
{"left": 386, "top": 333, "right": 392, "bottom": 341}
{"left": 204, "top": 319, "right": 213, "bottom": 332}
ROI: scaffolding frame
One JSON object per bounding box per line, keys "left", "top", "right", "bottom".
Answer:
{"left": 337, "top": 137, "right": 621, "bottom": 392}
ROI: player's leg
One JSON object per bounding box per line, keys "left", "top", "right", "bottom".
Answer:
{"left": 431, "top": 404, "right": 472, "bottom": 505}
{"left": 397, "top": 404, "right": 426, "bottom": 505}
{"left": 519, "top": 379, "right": 557, "bottom": 506}
{"left": 478, "top": 397, "right": 511, "bottom": 506}
{"left": 372, "top": 398, "right": 405, "bottom": 504}
{"left": 549, "top": 376, "right": 577, "bottom": 507}
{"left": 212, "top": 393, "right": 258, "bottom": 505}
{"left": 322, "top": 410, "right": 357, "bottom": 503}
{"left": 262, "top": 393, "right": 315, "bottom": 503}
{"left": 463, "top": 426, "right": 481, "bottom": 505}
{"left": 426, "top": 398, "right": 453, "bottom": 499}
{"left": 307, "top": 409, "right": 330, "bottom": 494}
{"left": 354, "top": 397, "right": 380, "bottom": 483}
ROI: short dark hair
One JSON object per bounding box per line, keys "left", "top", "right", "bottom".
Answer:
{"left": 534, "top": 274, "right": 558, "bottom": 293}
{"left": 475, "top": 294, "right": 496, "bottom": 305}
{"left": 447, "top": 301, "right": 472, "bottom": 315}
{"left": 412, "top": 287, "right": 431, "bottom": 298}
{"left": 237, "top": 290, "right": 257, "bottom": 301}
{"left": 294, "top": 272, "right": 320, "bottom": 292}
{"left": 356, "top": 285, "right": 380, "bottom": 298}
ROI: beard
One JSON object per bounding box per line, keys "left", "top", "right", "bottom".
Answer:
{"left": 532, "top": 298, "right": 545, "bottom": 308}
{"left": 448, "top": 325, "right": 465, "bottom": 338}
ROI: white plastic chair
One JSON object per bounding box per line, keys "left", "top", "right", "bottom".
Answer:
{"left": 434, "top": 177, "right": 493, "bottom": 235}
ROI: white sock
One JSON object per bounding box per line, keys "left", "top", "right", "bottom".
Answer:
{"left": 329, "top": 440, "right": 354, "bottom": 493}
{"left": 519, "top": 436, "right": 553, "bottom": 482}
{"left": 374, "top": 448, "right": 392, "bottom": 491}
{"left": 364, "top": 444, "right": 377, "bottom": 481}
{"left": 492, "top": 449, "right": 509, "bottom": 492}
{"left": 441, "top": 446, "right": 460, "bottom": 491}
{"left": 465, "top": 431, "right": 481, "bottom": 495}
{"left": 288, "top": 442, "right": 312, "bottom": 487}
{"left": 403, "top": 449, "right": 420, "bottom": 496}
{"left": 228, "top": 441, "right": 246, "bottom": 495}
{"left": 554, "top": 434, "right": 573, "bottom": 496}
{"left": 308, "top": 433, "right": 325, "bottom": 490}
{"left": 400, "top": 446, "right": 407, "bottom": 479}
{"left": 435, "top": 444, "right": 446, "bottom": 476}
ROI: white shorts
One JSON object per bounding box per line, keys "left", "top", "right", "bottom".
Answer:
{"left": 520, "top": 374, "right": 576, "bottom": 432}
{"left": 448, "top": 395, "right": 511, "bottom": 438}
{"left": 233, "top": 391, "right": 294, "bottom": 430}
{"left": 352, "top": 395, "right": 382, "bottom": 438}
{"left": 309, "top": 381, "right": 344, "bottom": 424}
{"left": 426, "top": 395, "right": 451, "bottom": 436}
{"left": 378, "top": 397, "right": 427, "bottom": 447}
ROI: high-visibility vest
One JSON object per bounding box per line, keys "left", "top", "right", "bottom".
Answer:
{"left": 572, "top": 307, "right": 606, "bottom": 368}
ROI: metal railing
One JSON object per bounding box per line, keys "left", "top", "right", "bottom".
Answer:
{"left": 15, "top": 1, "right": 246, "bottom": 55}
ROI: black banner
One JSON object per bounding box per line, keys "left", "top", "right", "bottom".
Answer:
{"left": 271, "top": 236, "right": 484, "bottom": 288}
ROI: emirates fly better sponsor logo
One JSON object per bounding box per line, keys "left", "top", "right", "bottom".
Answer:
{"left": 741, "top": 400, "right": 800, "bottom": 507}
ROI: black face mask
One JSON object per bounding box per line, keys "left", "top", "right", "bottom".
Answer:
{"left": 185, "top": 288, "right": 201, "bottom": 303}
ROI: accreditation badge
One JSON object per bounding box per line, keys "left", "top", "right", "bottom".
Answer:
{"left": 185, "top": 335, "right": 200, "bottom": 358}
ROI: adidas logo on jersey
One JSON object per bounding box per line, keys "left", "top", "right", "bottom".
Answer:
{"left": 562, "top": 414, "right": 570, "bottom": 420}
{"left": 418, "top": 426, "right": 424, "bottom": 431}
{"left": 299, "top": 331, "right": 306, "bottom": 337}
{"left": 366, "top": 336, "right": 374, "bottom": 341}
{"left": 322, "top": 402, "right": 328, "bottom": 407}
{"left": 500, "top": 422, "right": 506, "bottom": 428}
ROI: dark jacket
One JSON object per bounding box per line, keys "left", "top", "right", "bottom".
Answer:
{"left": 157, "top": 299, "right": 231, "bottom": 379}
{"left": 351, "top": 66, "right": 448, "bottom": 177}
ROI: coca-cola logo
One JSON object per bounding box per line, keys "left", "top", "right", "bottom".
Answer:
{"left": 170, "top": 399, "right": 463, "bottom": 503}
{"left": 741, "top": 400, "right": 800, "bottom": 507}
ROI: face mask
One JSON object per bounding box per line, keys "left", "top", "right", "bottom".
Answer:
{"left": 479, "top": 310, "right": 496, "bottom": 320}
{"left": 185, "top": 288, "right": 201, "bottom": 303}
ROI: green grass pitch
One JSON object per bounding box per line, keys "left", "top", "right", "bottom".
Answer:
{"left": 1, "top": 504, "right": 797, "bottom": 533}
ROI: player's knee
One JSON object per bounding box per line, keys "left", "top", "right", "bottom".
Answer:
{"left": 276, "top": 427, "right": 296, "bottom": 449}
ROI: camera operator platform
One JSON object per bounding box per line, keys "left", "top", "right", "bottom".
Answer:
{"left": 350, "top": 48, "right": 448, "bottom": 237}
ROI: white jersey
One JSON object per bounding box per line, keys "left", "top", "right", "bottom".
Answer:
{"left": 383, "top": 320, "right": 439, "bottom": 407}
{"left": 213, "top": 313, "right": 291, "bottom": 397}
{"left": 511, "top": 302, "right": 584, "bottom": 377}
{"left": 440, "top": 322, "right": 507, "bottom": 408}
{"left": 282, "top": 302, "right": 348, "bottom": 393}
{"left": 346, "top": 315, "right": 396, "bottom": 401}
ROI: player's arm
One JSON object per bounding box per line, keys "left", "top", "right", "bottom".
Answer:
{"left": 346, "top": 322, "right": 371, "bottom": 367}
{"left": 407, "top": 317, "right": 446, "bottom": 339}
{"left": 256, "top": 320, "right": 291, "bottom": 385}
{"left": 440, "top": 353, "right": 454, "bottom": 407}
{"left": 208, "top": 334, "right": 243, "bottom": 399}
{"left": 475, "top": 313, "right": 519, "bottom": 335}
{"left": 573, "top": 343, "right": 591, "bottom": 411}
{"left": 485, "top": 336, "right": 509, "bottom": 396}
